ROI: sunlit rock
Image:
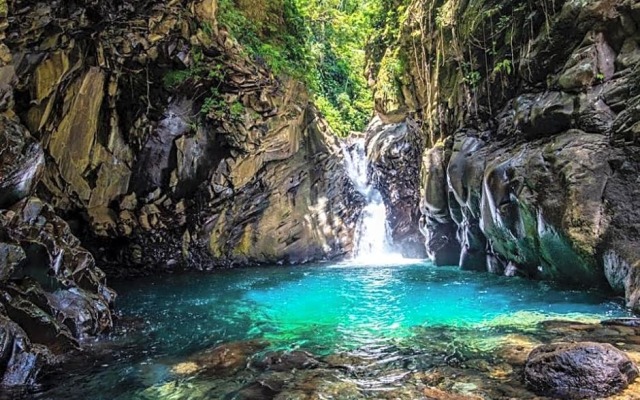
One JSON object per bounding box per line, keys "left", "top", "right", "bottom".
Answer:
{"left": 170, "top": 361, "right": 200, "bottom": 375}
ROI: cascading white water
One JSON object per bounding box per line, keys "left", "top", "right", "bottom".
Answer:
{"left": 342, "top": 138, "right": 401, "bottom": 263}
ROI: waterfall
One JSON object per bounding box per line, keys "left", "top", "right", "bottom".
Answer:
{"left": 342, "top": 138, "right": 401, "bottom": 263}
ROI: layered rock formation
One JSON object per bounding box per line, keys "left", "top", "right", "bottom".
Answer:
{"left": 1, "top": 0, "right": 361, "bottom": 277}
{"left": 0, "top": 0, "right": 361, "bottom": 387}
{"left": 367, "top": 0, "right": 640, "bottom": 306}
{"left": 364, "top": 117, "right": 426, "bottom": 258}
{"left": 0, "top": 117, "right": 114, "bottom": 386}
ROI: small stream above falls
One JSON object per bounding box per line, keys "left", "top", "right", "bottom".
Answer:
{"left": 342, "top": 137, "right": 401, "bottom": 262}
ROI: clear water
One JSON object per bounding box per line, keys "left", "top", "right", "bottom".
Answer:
{"left": 29, "top": 261, "right": 632, "bottom": 399}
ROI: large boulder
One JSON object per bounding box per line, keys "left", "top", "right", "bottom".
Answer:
{"left": 479, "top": 131, "right": 612, "bottom": 284}
{"left": 366, "top": 117, "right": 427, "bottom": 258}
{"left": 524, "top": 342, "right": 639, "bottom": 399}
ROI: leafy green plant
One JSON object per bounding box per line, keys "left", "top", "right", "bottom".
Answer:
{"left": 200, "top": 87, "right": 247, "bottom": 121}
{"left": 464, "top": 70, "right": 482, "bottom": 87}
{"left": 201, "top": 21, "right": 214, "bottom": 37}
{"left": 229, "top": 101, "right": 245, "bottom": 120}
{"left": 162, "top": 47, "right": 223, "bottom": 90}
{"left": 208, "top": 63, "right": 225, "bottom": 80}
{"left": 200, "top": 88, "right": 226, "bottom": 117}
{"left": 214, "top": 0, "right": 382, "bottom": 136}
{"left": 496, "top": 15, "right": 510, "bottom": 32}
{"left": 163, "top": 70, "right": 191, "bottom": 89}
{"left": 493, "top": 59, "right": 513, "bottom": 75}
{"left": 257, "top": 43, "right": 289, "bottom": 74}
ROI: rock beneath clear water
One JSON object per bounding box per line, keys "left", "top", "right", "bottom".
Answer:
{"left": 524, "top": 342, "right": 639, "bottom": 399}
{"left": 602, "top": 318, "right": 640, "bottom": 328}
{"left": 230, "top": 372, "right": 292, "bottom": 400}
{"left": 253, "top": 350, "right": 321, "bottom": 372}
{"left": 423, "top": 387, "right": 483, "bottom": 400}
{"left": 229, "top": 381, "right": 281, "bottom": 400}
{"left": 277, "top": 369, "right": 361, "bottom": 399}
{"left": 175, "top": 339, "right": 269, "bottom": 377}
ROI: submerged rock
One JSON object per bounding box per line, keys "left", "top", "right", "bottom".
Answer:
{"left": 524, "top": 342, "right": 639, "bottom": 399}
{"left": 253, "top": 350, "right": 321, "bottom": 372}
{"left": 172, "top": 340, "right": 269, "bottom": 377}
{"left": 603, "top": 318, "right": 640, "bottom": 328}
{"left": 422, "top": 387, "right": 483, "bottom": 400}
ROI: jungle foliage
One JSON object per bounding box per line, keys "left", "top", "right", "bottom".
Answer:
{"left": 217, "top": 0, "right": 390, "bottom": 136}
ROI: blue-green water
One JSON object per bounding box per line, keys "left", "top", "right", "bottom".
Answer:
{"left": 30, "top": 261, "right": 632, "bottom": 399}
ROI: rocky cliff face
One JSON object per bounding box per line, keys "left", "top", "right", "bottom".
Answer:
{"left": 368, "top": 0, "right": 640, "bottom": 307}
{"left": 0, "top": 0, "right": 361, "bottom": 386}
{"left": 1, "top": 0, "right": 361, "bottom": 276}
{"left": 364, "top": 117, "right": 427, "bottom": 258}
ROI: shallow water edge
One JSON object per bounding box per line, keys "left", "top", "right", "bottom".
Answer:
{"left": 10, "top": 261, "right": 640, "bottom": 400}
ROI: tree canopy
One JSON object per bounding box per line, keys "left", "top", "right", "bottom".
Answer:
{"left": 218, "top": 0, "right": 386, "bottom": 136}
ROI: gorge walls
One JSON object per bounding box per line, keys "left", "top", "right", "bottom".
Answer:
{"left": 366, "top": 0, "right": 640, "bottom": 308}
{"left": 0, "top": 0, "right": 363, "bottom": 385}
{"left": 1, "top": 0, "right": 363, "bottom": 277}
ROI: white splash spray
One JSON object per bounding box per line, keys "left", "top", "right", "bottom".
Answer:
{"left": 342, "top": 137, "right": 403, "bottom": 263}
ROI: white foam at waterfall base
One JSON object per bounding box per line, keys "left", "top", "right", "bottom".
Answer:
{"left": 341, "top": 138, "right": 407, "bottom": 265}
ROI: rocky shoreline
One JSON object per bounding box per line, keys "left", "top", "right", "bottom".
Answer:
{"left": 9, "top": 314, "right": 640, "bottom": 399}
{"left": 0, "top": 0, "right": 362, "bottom": 386}
{"left": 366, "top": 0, "right": 640, "bottom": 310}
